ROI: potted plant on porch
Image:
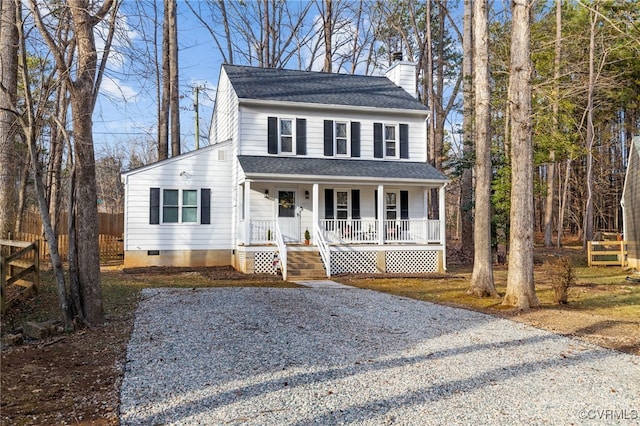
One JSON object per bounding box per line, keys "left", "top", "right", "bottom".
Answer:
{"left": 304, "top": 229, "right": 311, "bottom": 245}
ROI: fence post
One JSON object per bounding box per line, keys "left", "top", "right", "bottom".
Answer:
{"left": 587, "top": 241, "right": 592, "bottom": 267}
{"left": 1, "top": 253, "right": 5, "bottom": 314}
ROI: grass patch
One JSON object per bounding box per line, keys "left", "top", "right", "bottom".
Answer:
{"left": 336, "top": 263, "right": 640, "bottom": 322}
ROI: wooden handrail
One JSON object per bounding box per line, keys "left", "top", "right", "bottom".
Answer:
{"left": 1, "top": 240, "right": 39, "bottom": 314}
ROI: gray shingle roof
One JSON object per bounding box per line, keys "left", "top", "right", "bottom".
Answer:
{"left": 237, "top": 155, "right": 448, "bottom": 182}
{"left": 223, "top": 64, "right": 428, "bottom": 112}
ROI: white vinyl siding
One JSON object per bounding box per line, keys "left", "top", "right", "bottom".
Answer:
{"left": 122, "top": 145, "right": 233, "bottom": 251}
{"left": 236, "top": 105, "right": 427, "bottom": 161}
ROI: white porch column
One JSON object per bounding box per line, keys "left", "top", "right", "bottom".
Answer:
{"left": 439, "top": 183, "right": 447, "bottom": 271}
{"left": 312, "top": 183, "right": 319, "bottom": 233}
{"left": 377, "top": 184, "right": 384, "bottom": 245}
{"left": 244, "top": 180, "right": 251, "bottom": 244}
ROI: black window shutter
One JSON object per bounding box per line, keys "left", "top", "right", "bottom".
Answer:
{"left": 400, "top": 190, "right": 409, "bottom": 220}
{"left": 374, "top": 189, "right": 378, "bottom": 219}
{"left": 350, "top": 122, "right": 360, "bottom": 157}
{"left": 324, "top": 188, "right": 334, "bottom": 219}
{"left": 324, "top": 120, "right": 333, "bottom": 156}
{"left": 201, "top": 188, "right": 211, "bottom": 224}
{"left": 150, "top": 188, "right": 160, "bottom": 224}
{"left": 351, "top": 189, "right": 360, "bottom": 219}
{"left": 400, "top": 124, "right": 409, "bottom": 159}
{"left": 268, "top": 116, "right": 278, "bottom": 154}
{"left": 296, "top": 118, "right": 307, "bottom": 155}
{"left": 373, "top": 123, "right": 383, "bottom": 158}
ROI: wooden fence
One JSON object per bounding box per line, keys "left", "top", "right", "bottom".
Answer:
{"left": 12, "top": 211, "right": 124, "bottom": 263}
{"left": 587, "top": 240, "right": 628, "bottom": 267}
{"left": 1, "top": 240, "right": 39, "bottom": 313}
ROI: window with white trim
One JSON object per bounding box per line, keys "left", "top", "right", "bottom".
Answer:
{"left": 335, "top": 122, "right": 348, "bottom": 156}
{"left": 385, "top": 124, "right": 397, "bottom": 158}
{"left": 162, "top": 189, "right": 198, "bottom": 223}
{"left": 280, "top": 118, "right": 293, "bottom": 153}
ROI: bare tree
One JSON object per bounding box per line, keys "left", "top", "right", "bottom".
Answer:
{"left": 0, "top": 0, "right": 19, "bottom": 239}
{"left": 543, "top": 0, "right": 562, "bottom": 247}
{"left": 321, "top": 0, "right": 333, "bottom": 72}
{"left": 168, "top": 0, "right": 180, "bottom": 156}
{"left": 468, "top": 0, "right": 497, "bottom": 297}
{"left": 503, "top": 0, "right": 539, "bottom": 309}
{"left": 29, "top": 0, "right": 120, "bottom": 325}
{"left": 459, "top": 0, "right": 473, "bottom": 252}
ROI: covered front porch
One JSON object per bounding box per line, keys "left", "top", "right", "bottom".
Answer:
{"left": 235, "top": 181, "right": 447, "bottom": 279}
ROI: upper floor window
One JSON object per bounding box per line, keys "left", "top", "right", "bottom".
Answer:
{"left": 324, "top": 120, "right": 360, "bottom": 158}
{"left": 385, "top": 125, "right": 397, "bottom": 158}
{"left": 268, "top": 116, "right": 306, "bottom": 155}
{"left": 335, "top": 122, "right": 348, "bottom": 156}
{"left": 374, "top": 122, "right": 409, "bottom": 159}
{"left": 280, "top": 119, "right": 293, "bottom": 153}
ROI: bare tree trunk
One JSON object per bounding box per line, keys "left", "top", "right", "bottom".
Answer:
{"left": 583, "top": 5, "right": 597, "bottom": 246}
{"left": 17, "top": 3, "right": 72, "bottom": 326}
{"left": 169, "top": 0, "right": 180, "bottom": 156}
{"left": 460, "top": 0, "right": 474, "bottom": 252}
{"left": 322, "top": 0, "right": 333, "bottom": 72}
{"left": 159, "top": 0, "right": 170, "bottom": 160}
{"left": 468, "top": 0, "right": 497, "bottom": 297}
{"left": 503, "top": 0, "right": 539, "bottom": 309}
{"left": 544, "top": 0, "right": 562, "bottom": 247}
{"left": 66, "top": 0, "right": 107, "bottom": 325}
{"left": 0, "top": 0, "right": 19, "bottom": 239}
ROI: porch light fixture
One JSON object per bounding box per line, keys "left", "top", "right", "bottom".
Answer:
{"left": 264, "top": 189, "right": 269, "bottom": 198}
{"left": 305, "top": 190, "right": 310, "bottom": 199}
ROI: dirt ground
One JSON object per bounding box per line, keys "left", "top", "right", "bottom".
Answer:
{"left": 1, "top": 265, "right": 638, "bottom": 425}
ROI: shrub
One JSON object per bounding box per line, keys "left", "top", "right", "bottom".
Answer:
{"left": 547, "top": 256, "right": 576, "bottom": 304}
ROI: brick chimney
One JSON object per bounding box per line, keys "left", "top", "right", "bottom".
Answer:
{"left": 385, "top": 53, "right": 417, "bottom": 98}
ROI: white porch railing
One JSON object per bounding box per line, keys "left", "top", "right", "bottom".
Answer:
{"left": 274, "top": 222, "right": 287, "bottom": 280}
{"left": 314, "top": 222, "right": 331, "bottom": 278}
{"left": 250, "top": 219, "right": 275, "bottom": 244}
{"left": 318, "top": 219, "right": 441, "bottom": 244}
{"left": 247, "top": 219, "right": 441, "bottom": 245}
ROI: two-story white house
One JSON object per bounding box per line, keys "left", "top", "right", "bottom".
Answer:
{"left": 121, "top": 61, "right": 449, "bottom": 279}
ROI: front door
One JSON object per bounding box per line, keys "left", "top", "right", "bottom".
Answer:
{"left": 277, "top": 190, "right": 300, "bottom": 242}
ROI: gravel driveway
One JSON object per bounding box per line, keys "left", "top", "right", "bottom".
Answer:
{"left": 120, "top": 286, "right": 640, "bottom": 425}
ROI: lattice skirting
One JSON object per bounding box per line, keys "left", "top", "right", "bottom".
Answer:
{"left": 254, "top": 251, "right": 279, "bottom": 274}
{"left": 386, "top": 250, "right": 439, "bottom": 273}
{"left": 330, "top": 251, "right": 378, "bottom": 275}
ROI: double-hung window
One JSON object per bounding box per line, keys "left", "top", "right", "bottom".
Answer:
{"left": 162, "top": 189, "right": 198, "bottom": 223}
{"left": 280, "top": 118, "right": 293, "bottom": 153}
{"left": 385, "top": 125, "right": 397, "bottom": 157}
{"left": 335, "top": 122, "right": 348, "bottom": 156}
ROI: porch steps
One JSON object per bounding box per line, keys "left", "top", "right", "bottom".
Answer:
{"left": 286, "top": 249, "right": 327, "bottom": 279}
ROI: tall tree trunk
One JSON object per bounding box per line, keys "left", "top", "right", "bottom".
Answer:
{"left": 468, "top": 0, "right": 497, "bottom": 297}
{"left": 0, "top": 0, "right": 19, "bottom": 239}
{"left": 67, "top": 0, "right": 106, "bottom": 325}
{"left": 460, "top": 0, "right": 473, "bottom": 252}
{"left": 322, "top": 0, "right": 333, "bottom": 72}
{"left": 17, "top": 3, "right": 72, "bottom": 326}
{"left": 557, "top": 158, "right": 571, "bottom": 247}
{"left": 169, "top": 0, "right": 180, "bottom": 156}
{"left": 544, "top": 0, "right": 562, "bottom": 247}
{"left": 583, "top": 5, "right": 597, "bottom": 246}
{"left": 503, "top": 0, "right": 538, "bottom": 309}
{"left": 158, "top": 0, "right": 170, "bottom": 160}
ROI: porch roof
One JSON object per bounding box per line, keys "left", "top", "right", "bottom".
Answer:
{"left": 237, "top": 155, "right": 448, "bottom": 184}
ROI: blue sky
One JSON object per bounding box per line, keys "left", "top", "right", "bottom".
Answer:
{"left": 92, "top": 0, "right": 465, "bottom": 161}
{"left": 93, "top": 1, "right": 221, "bottom": 157}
